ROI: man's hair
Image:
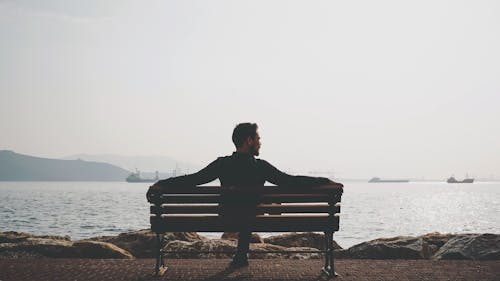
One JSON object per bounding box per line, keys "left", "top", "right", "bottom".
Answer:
{"left": 232, "top": 123, "right": 258, "bottom": 148}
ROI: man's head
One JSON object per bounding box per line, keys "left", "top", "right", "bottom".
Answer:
{"left": 232, "top": 123, "right": 261, "bottom": 156}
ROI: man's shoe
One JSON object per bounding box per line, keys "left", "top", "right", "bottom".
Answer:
{"left": 229, "top": 257, "right": 249, "bottom": 268}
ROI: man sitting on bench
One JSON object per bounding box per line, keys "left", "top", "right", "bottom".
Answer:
{"left": 147, "top": 122, "right": 343, "bottom": 267}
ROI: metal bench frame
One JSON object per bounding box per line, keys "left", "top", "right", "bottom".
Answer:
{"left": 149, "top": 185, "right": 342, "bottom": 278}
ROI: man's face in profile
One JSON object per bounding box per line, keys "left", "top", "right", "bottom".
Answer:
{"left": 250, "top": 132, "right": 261, "bottom": 156}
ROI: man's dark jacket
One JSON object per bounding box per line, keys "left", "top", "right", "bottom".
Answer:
{"left": 156, "top": 152, "right": 330, "bottom": 188}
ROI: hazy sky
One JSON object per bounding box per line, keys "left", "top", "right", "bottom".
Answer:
{"left": 1, "top": 0, "right": 499, "bottom": 179}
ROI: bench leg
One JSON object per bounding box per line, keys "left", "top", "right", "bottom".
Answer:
{"left": 322, "top": 231, "right": 338, "bottom": 278}
{"left": 155, "top": 233, "right": 168, "bottom": 276}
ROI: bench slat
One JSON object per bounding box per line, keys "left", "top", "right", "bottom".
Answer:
{"left": 259, "top": 194, "right": 334, "bottom": 203}
{"left": 154, "top": 205, "right": 219, "bottom": 214}
{"left": 151, "top": 215, "right": 339, "bottom": 232}
{"left": 161, "top": 195, "right": 221, "bottom": 203}
{"left": 161, "top": 194, "right": 337, "bottom": 204}
{"left": 257, "top": 203, "right": 339, "bottom": 213}
{"left": 152, "top": 203, "right": 340, "bottom": 214}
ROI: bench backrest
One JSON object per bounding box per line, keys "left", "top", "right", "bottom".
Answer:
{"left": 150, "top": 185, "right": 342, "bottom": 233}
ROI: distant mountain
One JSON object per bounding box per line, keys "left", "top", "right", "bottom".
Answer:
{"left": 63, "top": 153, "right": 200, "bottom": 175}
{"left": 0, "top": 150, "right": 130, "bottom": 181}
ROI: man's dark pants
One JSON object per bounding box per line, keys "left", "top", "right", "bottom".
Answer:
{"left": 221, "top": 188, "right": 257, "bottom": 260}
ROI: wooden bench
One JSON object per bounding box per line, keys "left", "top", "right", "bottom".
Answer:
{"left": 149, "top": 185, "right": 343, "bottom": 277}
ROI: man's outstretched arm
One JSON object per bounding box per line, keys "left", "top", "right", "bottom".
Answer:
{"left": 146, "top": 158, "right": 221, "bottom": 202}
{"left": 261, "top": 160, "right": 343, "bottom": 188}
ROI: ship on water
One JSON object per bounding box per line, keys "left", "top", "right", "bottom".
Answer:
{"left": 126, "top": 170, "right": 159, "bottom": 183}
{"left": 368, "top": 177, "right": 410, "bottom": 183}
{"left": 447, "top": 174, "right": 474, "bottom": 183}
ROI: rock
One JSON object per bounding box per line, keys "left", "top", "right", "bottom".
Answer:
{"left": 0, "top": 231, "right": 33, "bottom": 243}
{"left": 333, "top": 248, "right": 349, "bottom": 259}
{"left": 86, "top": 229, "right": 206, "bottom": 258}
{"left": 278, "top": 247, "right": 323, "bottom": 259}
{"left": 70, "top": 241, "right": 133, "bottom": 259}
{"left": 34, "top": 234, "right": 72, "bottom": 241}
{"left": 0, "top": 232, "right": 133, "bottom": 259}
{"left": 336, "top": 232, "right": 456, "bottom": 260}
{"left": 0, "top": 238, "right": 73, "bottom": 258}
{"left": 421, "top": 232, "right": 455, "bottom": 248}
{"left": 342, "top": 236, "right": 436, "bottom": 259}
{"left": 249, "top": 243, "right": 322, "bottom": 259}
{"left": 164, "top": 232, "right": 207, "bottom": 242}
{"left": 432, "top": 233, "right": 500, "bottom": 260}
{"left": 164, "top": 239, "right": 236, "bottom": 259}
{"left": 4, "top": 230, "right": 497, "bottom": 260}
{"left": 264, "top": 232, "right": 342, "bottom": 250}
{"left": 164, "top": 239, "right": 322, "bottom": 259}
{"left": 0, "top": 231, "right": 70, "bottom": 243}
{"left": 221, "top": 232, "right": 264, "bottom": 243}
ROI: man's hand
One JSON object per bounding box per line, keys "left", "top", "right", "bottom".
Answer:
{"left": 146, "top": 182, "right": 163, "bottom": 203}
{"left": 328, "top": 179, "right": 344, "bottom": 188}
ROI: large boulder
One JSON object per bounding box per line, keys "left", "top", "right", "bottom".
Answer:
{"left": 0, "top": 238, "right": 73, "bottom": 258}
{"left": 164, "top": 239, "right": 236, "bottom": 259}
{"left": 164, "top": 239, "right": 322, "bottom": 259}
{"left": 0, "top": 231, "right": 70, "bottom": 243}
{"left": 69, "top": 241, "right": 133, "bottom": 259}
{"left": 432, "top": 234, "right": 500, "bottom": 260}
{"left": 250, "top": 244, "right": 322, "bottom": 259}
{"left": 86, "top": 229, "right": 206, "bottom": 258}
{"left": 264, "top": 232, "right": 342, "bottom": 250}
{"left": 420, "top": 232, "right": 455, "bottom": 248}
{"left": 340, "top": 236, "right": 436, "bottom": 259}
{"left": 221, "top": 232, "right": 264, "bottom": 243}
{"left": 0, "top": 232, "right": 133, "bottom": 259}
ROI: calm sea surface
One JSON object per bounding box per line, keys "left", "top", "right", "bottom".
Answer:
{"left": 1, "top": 181, "right": 499, "bottom": 248}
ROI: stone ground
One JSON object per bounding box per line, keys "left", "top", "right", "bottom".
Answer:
{"left": 0, "top": 259, "right": 499, "bottom": 281}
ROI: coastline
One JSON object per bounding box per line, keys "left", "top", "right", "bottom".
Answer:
{"left": 1, "top": 230, "right": 499, "bottom": 261}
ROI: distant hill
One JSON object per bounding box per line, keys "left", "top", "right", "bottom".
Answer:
{"left": 0, "top": 150, "right": 130, "bottom": 181}
{"left": 63, "top": 153, "right": 201, "bottom": 175}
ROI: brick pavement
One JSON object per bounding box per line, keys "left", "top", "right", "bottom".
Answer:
{"left": 0, "top": 258, "right": 499, "bottom": 281}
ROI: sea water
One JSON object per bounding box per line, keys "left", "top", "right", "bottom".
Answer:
{"left": 1, "top": 181, "right": 499, "bottom": 248}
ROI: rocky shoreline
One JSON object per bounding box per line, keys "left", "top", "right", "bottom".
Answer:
{"left": 1, "top": 230, "right": 499, "bottom": 260}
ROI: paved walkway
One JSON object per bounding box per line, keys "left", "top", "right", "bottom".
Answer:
{"left": 0, "top": 259, "right": 499, "bottom": 281}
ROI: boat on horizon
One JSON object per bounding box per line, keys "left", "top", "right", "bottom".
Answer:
{"left": 447, "top": 175, "right": 474, "bottom": 183}
{"left": 368, "top": 177, "right": 410, "bottom": 183}
{"left": 126, "top": 170, "right": 159, "bottom": 183}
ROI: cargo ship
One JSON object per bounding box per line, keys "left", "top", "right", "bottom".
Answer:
{"left": 126, "top": 170, "right": 159, "bottom": 183}
{"left": 447, "top": 175, "right": 474, "bottom": 183}
{"left": 368, "top": 177, "right": 409, "bottom": 183}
